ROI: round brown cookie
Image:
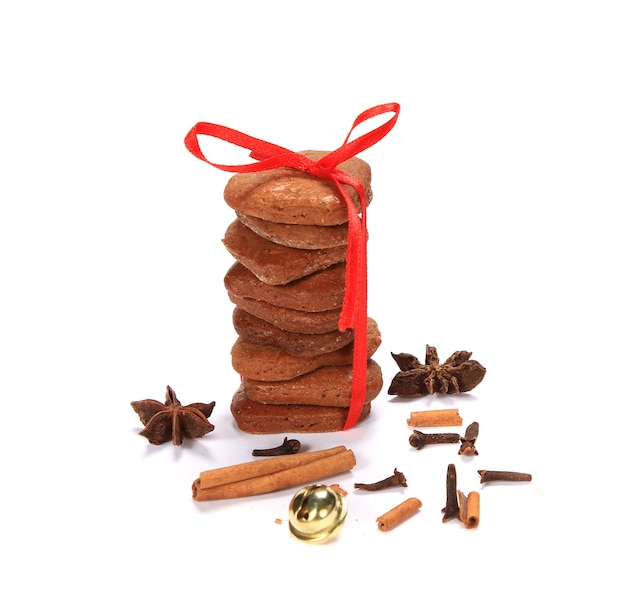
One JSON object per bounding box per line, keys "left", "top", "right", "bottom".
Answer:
{"left": 223, "top": 150, "right": 372, "bottom": 226}
{"left": 224, "top": 260, "right": 345, "bottom": 312}
{"left": 223, "top": 219, "right": 346, "bottom": 285}
{"left": 232, "top": 307, "right": 355, "bottom": 356}
{"left": 227, "top": 292, "right": 342, "bottom": 334}
{"left": 236, "top": 211, "right": 349, "bottom": 250}
{"left": 242, "top": 360, "right": 383, "bottom": 407}
{"left": 231, "top": 319, "right": 382, "bottom": 381}
{"left": 230, "top": 385, "right": 371, "bottom": 433}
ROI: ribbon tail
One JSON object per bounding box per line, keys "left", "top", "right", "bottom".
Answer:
{"left": 338, "top": 206, "right": 362, "bottom": 332}
{"left": 342, "top": 297, "right": 369, "bottom": 430}
{"left": 337, "top": 180, "right": 369, "bottom": 331}
{"left": 342, "top": 214, "right": 368, "bottom": 430}
{"left": 333, "top": 180, "right": 370, "bottom": 430}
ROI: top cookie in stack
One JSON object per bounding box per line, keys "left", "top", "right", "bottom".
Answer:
{"left": 222, "top": 151, "right": 383, "bottom": 433}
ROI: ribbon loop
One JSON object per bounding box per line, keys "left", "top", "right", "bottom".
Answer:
{"left": 185, "top": 103, "right": 400, "bottom": 429}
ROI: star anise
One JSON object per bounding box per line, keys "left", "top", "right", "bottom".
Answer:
{"left": 388, "top": 345, "right": 486, "bottom": 398}
{"left": 131, "top": 386, "right": 215, "bottom": 446}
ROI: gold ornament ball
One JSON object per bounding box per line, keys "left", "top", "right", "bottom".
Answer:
{"left": 288, "top": 483, "right": 348, "bottom": 543}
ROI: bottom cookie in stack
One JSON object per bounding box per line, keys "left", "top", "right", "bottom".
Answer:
{"left": 230, "top": 386, "right": 372, "bottom": 433}
{"left": 229, "top": 311, "right": 383, "bottom": 433}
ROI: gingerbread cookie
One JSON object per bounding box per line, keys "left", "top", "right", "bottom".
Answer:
{"left": 227, "top": 292, "right": 342, "bottom": 334}
{"left": 231, "top": 385, "right": 371, "bottom": 433}
{"left": 236, "top": 212, "right": 349, "bottom": 250}
{"left": 224, "top": 261, "right": 345, "bottom": 312}
{"left": 223, "top": 150, "right": 372, "bottom": 226}
{"left": 242, "top": 360, "right": 383, "bottom": 407}
{"left": 231, "top": 319, "right": 381, "bottom": 381}
{"left": 223, "top": 219, "right": 346, "bottom": 285}
{"left": 232, "top": 307, "right": 355, "bottom": 357}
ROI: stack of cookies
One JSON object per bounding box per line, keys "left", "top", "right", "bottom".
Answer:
{"left": 222, "top": 151, "right": 383, "bottom": 433}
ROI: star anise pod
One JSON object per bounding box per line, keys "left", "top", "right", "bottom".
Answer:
{"left": 131, "top": 386, "right": 215, "bottom": 446}
{"left": 388, "top": 345, "right": 486, "bottom": 398}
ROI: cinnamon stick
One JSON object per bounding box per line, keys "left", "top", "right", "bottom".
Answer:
{"left": 466, "top": 492, "right": 480, "bottom": 528}
{"left": 407, "top": 408, "right": 462, "bottom": 427}
{"left": 197, "top": 445, "right": 347, "bottom": 490}
{"left": 458, "top": 490, "right": 480, "bottom": 529}
{"left": 192, "top": 446, "right": 356, "bottom": 501}
{"left": 376, "top": 497, "right": 422, "bottom": 531}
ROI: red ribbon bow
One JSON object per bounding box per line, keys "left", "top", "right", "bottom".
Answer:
{"left": 184, "top": 102, "right": 400, "bottom": 429}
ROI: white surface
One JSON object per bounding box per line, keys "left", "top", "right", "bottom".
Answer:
{"left": 1, "top": 1, "right": 624, "bottom": 614}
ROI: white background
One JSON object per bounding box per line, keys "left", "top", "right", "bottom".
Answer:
{"left": 1, "top": 1, "right": 624, "bottom": 614}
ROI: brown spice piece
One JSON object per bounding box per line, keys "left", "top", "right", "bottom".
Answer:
{"left": 459, "top": 421, "right": 479, "bottom": 456}
{"left": 251, "top": 437, "right": 301, "bottom": 456}
{"left": 377, "top": 497, "right": 422, "bottom": 531}
{"left": 407, "top": 408, "right": 462, "bottom": 427}
{"left": 478, "top": 470, "right": 532, "bottom": 484}
{"left": 192, "top": 446, "right": 356, "bottom": 500}
{"left": 328, "top": 483, "right": 348, "bottom": 497}
{"left": 197, "top": 445, "right": 347, "bottom": 489}
{"left": 458, "top": 490, "right": 480, "bottom": 529}
{"left": 441, "top": 464, "right": 460, "bottom": 522}
{"left": 388, "top": 345, "right": 486, "bottom": 397}
{"left": 409, "top": 430, "right": 460, "bottom": 450}
{"left": 354, "top": 468, "right": 407, "bottom": 491}
{"left": 131, "top": 386, "right": 215, "bottom": 446}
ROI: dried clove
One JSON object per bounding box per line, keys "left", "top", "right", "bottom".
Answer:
{"left": 251, "top": 436, "right": 301, "bottom": 457}
{"left": 478, "top": 470, "right": 532, "bottom": 484}
{"left": 354, "top": 468, "right": 407, "bottom": 491}
{"left": 442, "top": 464, "right": 460, "bottom": 522}
{"left": 409, "top": 430, "right": 460, "bottom": 450}
{"left": 459, "top": 421, "right": 479, "bottom": 456}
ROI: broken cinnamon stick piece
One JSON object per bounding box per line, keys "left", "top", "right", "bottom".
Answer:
{"left": 458, "top": 490, "right": 480, "bottom": 529}
{"left": 376, "top": 497, "right": 422, "bottom": 531}
{"left": 192, "top": 447, "right": 356, "bottom": 500}
{"left": 466, "top": 492, "right": 480, "bottom": 528}
{"left": 328, "top": 483, "right": 348, "bottom": 497}
{"left": 407, "top": 408, "right": 462, "bottom": 427}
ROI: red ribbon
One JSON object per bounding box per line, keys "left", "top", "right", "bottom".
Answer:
{"left": 184, "top": 103, "right": 400, "bottom": 429}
